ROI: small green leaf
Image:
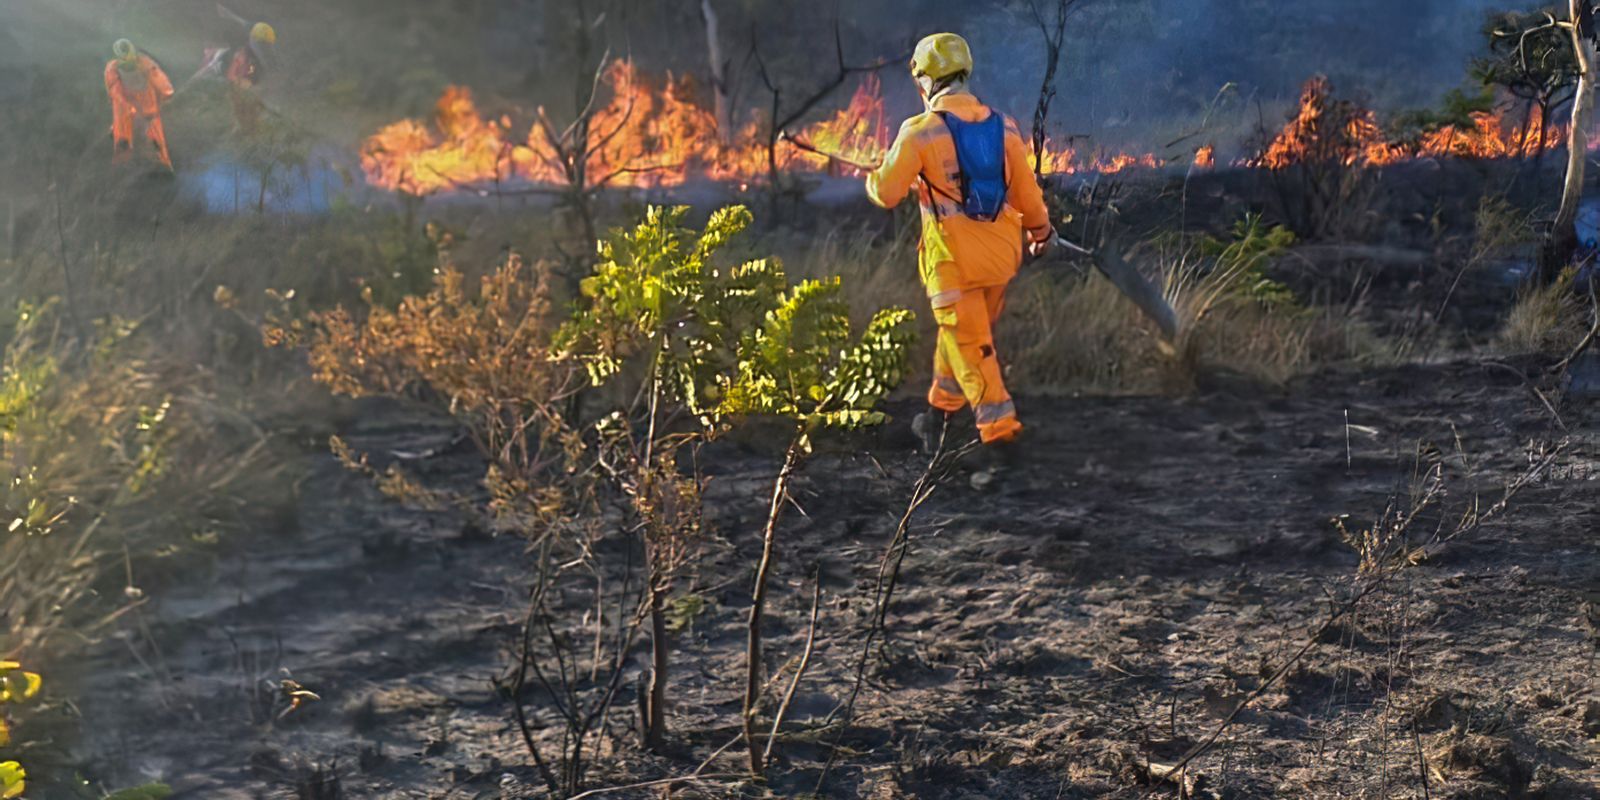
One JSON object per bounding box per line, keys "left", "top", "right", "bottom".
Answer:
{"left": 0, "top": 761, "right": 24, "bottom": 799}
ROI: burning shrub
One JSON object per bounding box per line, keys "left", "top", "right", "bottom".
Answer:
{"left": 1254, "top": 75, "right": 1563, "bottom": 240}
{"left": 359, "top": 62, "right": 892, "bottom": 198}
{"left": 1254, "top": 77, "right": 1386, "bottom": 239}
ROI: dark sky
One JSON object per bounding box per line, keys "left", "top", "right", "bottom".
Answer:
{"left": 872, "top": 0, "right": 1522, "bottom": 148}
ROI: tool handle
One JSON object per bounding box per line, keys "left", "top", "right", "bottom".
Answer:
{"left": 1049, "top": 233, "right": 1095, "bottom": 258}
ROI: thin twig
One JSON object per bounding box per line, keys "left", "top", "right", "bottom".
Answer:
{"left": 566, "top": 773, "right": 742, "bottom": 800}
{"left": 1143, "top": 440, "right": 1565, "bottom": 794}
{"left": 816, "top": 423, "right": 976, "bottom": 791}
{"left": 763, "top": 564, "right": 824, "bottom": 764}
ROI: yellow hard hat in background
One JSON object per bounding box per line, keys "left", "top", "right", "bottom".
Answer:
{"left": 250, "top": 22, "right": 276, "bottom": 45}
{"left": 112, "top": 38, "right": 137, "bottom": 63}
{"left": 910, "top": 33, "right": 973, "bottom": 81}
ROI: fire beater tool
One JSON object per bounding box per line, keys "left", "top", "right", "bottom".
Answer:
{"left": 1042, "top": 233, "right": 1181, "bottom": 342}
{"left": 779, "top": 131, "right": 880, "bottom": 172}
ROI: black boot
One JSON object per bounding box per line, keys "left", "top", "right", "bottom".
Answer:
{"left": 967, "top": 438, "right": 1019, "bottom": 490}
{"left": 911, "top": 410, "right": 948, "bottom": 455}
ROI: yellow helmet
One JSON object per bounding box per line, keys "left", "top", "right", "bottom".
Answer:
{"left": 910, "top": 33, "right": 973, "bottom": 81}
{"left": 112, "top": 38, "right": 137, "bottom": 63}
{"left": 250, "top": 22, "right": 276, "bottom": 45}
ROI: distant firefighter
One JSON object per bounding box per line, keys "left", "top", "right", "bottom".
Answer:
{"left": 105, "top": 39, "right": 175, "bottom": 168}
{"left": 194, "top": 5, "right": 276, "bottom": 133}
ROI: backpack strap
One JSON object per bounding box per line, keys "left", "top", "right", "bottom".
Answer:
{"left": 916, "top": 112, "right": 966, "bottom": 220}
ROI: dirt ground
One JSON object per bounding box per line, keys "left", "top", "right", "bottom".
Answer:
{"left": 65, "top": 352, "right": 1598, "bottom": 799}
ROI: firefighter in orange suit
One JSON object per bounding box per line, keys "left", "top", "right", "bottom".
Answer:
{"left": 194, "top": 20, "right": 276, "bottom": 134}
{"left": 865, "top": 33, "right": 1055, "bottom": 446}
{"left": 105, "top": 39, "right": 175, "bottom": 168}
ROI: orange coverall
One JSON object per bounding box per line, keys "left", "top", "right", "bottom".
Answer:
{"left": 226, "top": 47, "right": 265, "bottom": 133}
{"left": 105, "top": 55, "right": 175, "bottom": 167}
{"left": 866, "top": 93, "right": 1053, "bottom": 444}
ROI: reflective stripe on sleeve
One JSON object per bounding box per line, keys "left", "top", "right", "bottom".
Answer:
{"left": 974, "top": 400, "right": 1017, "bottom": 425}
{"left": 929, "top": 288, "right": 963, "bottom": 309}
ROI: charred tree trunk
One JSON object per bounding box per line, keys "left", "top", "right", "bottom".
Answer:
{"left": 569, "top": 0, "right": 594, "bottom": 196}
{"left": 700, "top": 0, "right": 733, "bottom": 144}
{"left": 1535, "top": 97, "right": 1550, "bottom": 160}
{"left": 1028, "top": 0, "right": 1077, "bottom": 179}
{"left": 1543, "top": 0, "right": 1598, "bottom": 282}
{"left": 1519, "top": 98, "right": 1536, "bottom": 155}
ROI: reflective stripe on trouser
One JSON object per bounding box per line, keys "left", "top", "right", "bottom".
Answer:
{"left": 112, "top": 110, "right": 171, "bottom": 167}
{"left": 927, "top": 283, "right": 1022, "bottom": 444}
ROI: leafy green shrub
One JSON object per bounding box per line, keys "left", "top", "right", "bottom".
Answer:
{"left": 288, "top": 204, "right": 912, "bottom": 785}
{"left": 103, "top": 784, "right": 173, "bottom": 800}
{"left": 558, "top": 205, "right": 914, "bottom": 439}
{"left": 556, "top": 205, "right": 914, "bottom": 765}
{"left": 1194, "top": 213, "right": 1299, "bottom": 310}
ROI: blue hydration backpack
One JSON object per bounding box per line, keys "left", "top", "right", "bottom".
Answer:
{"left": 936, "top": 110, "right": 1008, "bottom": 222}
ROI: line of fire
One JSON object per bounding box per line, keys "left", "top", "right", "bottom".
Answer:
{"left": 359, "top": 66, "right": 1588, "bottom": 196}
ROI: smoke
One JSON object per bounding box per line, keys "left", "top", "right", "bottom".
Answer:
{"left": 911, "top": 0, "right": 1521, "bottom": 151}
{"left": 0, "top": 0, "right": 1547, "bottom": 190}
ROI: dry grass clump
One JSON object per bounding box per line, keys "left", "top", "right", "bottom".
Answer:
{"left": 761, "top": 221, "right": 926, "bottom": 321}
{"left": 1158, "top": 250, "right": 1378, "bottom": 393}
{"left": 0, "top": 302, "right": 279, "bottom": 657}
{"left": 1497, "top": 268, "right": 1591, "bottom": 354}
{"left": 1003, "top": 268, "right": 1368, "bottom": 394}
{"left": 772, "top": 215, "right": 1373, "bottom": 396}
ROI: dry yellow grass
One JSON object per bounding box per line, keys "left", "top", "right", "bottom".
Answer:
{"left": 770, "top": 221, "right": 1374, "bottom": 396}
{"left": 1498, "top": 268, "right": 1590, "bottom": 354}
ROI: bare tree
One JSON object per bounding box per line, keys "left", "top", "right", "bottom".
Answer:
{"left": 1028, "top": 0, "right": 1083, "bottom": 179}
{"left": 750, "top": 21, "right": 906, "bottom": 219}
{"left": 700, "top": 0, "right": 734, "bottom": 144}
{"left": 1544, "top": 0, "right": 1599, "bottom": 281}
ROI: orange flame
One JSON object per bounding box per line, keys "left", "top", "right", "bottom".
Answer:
{"left": 362, "top": 61, "right": 897, "bottom": 195}
{"left": 360, "top": 87, "right": 519, "bottom": 196}
{"left": 360, "top": 62, "right": 1169, "bottom": 195}
{"left": 1254, "top": 76, "right": 1569, "bottom": 170}
{"left": 1029, "top": 139, "right": 1162, "bottom": 176}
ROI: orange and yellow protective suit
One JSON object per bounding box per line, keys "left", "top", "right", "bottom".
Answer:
{"left": 225, "top": 46, "right": 265, "bottom": 133}
{"left": 105, "top": 55, "right": 175, "bottom": 167}
{"left": 866, "top": 93, "right": 1053, "bottom": 444}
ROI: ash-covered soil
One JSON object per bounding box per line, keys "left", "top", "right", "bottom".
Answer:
{"left": 72, "top": 360, "right": 1598, "bottom": 799}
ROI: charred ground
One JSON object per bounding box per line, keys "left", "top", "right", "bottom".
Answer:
{"left": 3, "top": 1, "right": 1599, "bottom": 799}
